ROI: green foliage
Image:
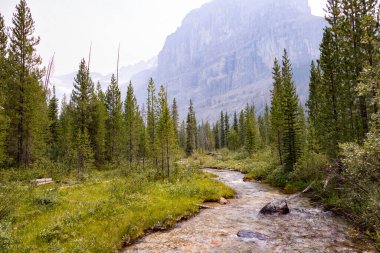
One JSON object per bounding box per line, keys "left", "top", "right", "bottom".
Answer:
{"left": 124, "top": 81, "right": 139, "bottom": 166}
{"left": 5, "top": 0, "right": 48, "bottom": 166}
{"left": 92, "top": 83, "right": 107, "bottom": 165}
{"left": 105, "top": 74, "right": 123, "bottom": 163}
{"left": 290, "top": 152, "right": 329, "bottom": 183}
{"left": 76, "top": 129, "right": 94, "bottom": 176}
{"left": 186, "top": 100, "right": 197, "bottom": 156}
{"left": 227, "top": 130, "right": 239, "bottom": 151}
{"left": 0, "top": 167, "right": 233, "bottom": 252}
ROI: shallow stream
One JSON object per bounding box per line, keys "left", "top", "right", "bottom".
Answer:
{"left": 125, "top": 170, "right": 377, "bottom": 252}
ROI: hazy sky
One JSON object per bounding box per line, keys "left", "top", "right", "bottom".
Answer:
{"left": 1, "top": 0, "right": 327, "bottom": 76}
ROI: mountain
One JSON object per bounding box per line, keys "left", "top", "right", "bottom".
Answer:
{"left": 52, "top": 57, "right": 156, "bottom": 100}
{"left": 131, "top": 0, "right": 326, "bottom": 121}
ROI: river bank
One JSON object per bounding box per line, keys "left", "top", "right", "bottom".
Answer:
{"left": 125, "top": 169, "right": 377, "bottom": 252}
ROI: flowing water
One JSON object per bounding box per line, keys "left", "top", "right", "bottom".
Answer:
{"left": 125, "top": 170, "right": 377, "bottom": 253}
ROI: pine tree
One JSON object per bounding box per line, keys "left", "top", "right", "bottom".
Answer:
{"left": 71, "top": 59, "right": 94, "bottom": 133}
{"left": 220, "top": 112, "right": 225, "bottom": 148}
{"left": 281, "top": 50, "right": 303, "bottom": 171}
{"left": 136, "top": 111, "right": 148, "bottom": 170}
{"left": 47, "top": 85, "right": 59, "bottom": 161}
{"left": 233, "top": 112, "right": 239, "bottom": 133}
{"left": 0, "top": 14, "right": 9, "bottom": 165}
{"left": 186, "top": 100, "right": 196, "bottom": 156}
{"left": 270, "top": 58, "right": 284, "bottom": 164}
{"left": 124, "top": 81, "right": 138, "bottom": 167}
{"left": 105, "top": 74, "right": 123, "bottom": 163}
{"left": 199, "top": 122, "right": 214, "bottom": 152}
{"left": 179, "top": 120, "right": 186, "bottom": 149}
{"left": 224, "top": 112, "right": 230, "bottom": 147}
{"left": 157, "top": 86, "right": 175, "bottom": 177}
{"left": 227, "top": 130, "right": 239, "bottom": 151}
{"left": 57, "top": 96, "right": 76, "bottom": 166}
{"left": 238, "top": 110, "right": 245, "bottom": 147}
{"left": 171, "top": 98, "right": 179, "bottom": 143}
{"left": 263, "top": 104, "right": 271, "bottom": 145}
{"left": 245, "top": 105, "right": 255, "bottom": 155}
{"left": 306, "top": 61, "right": 322, "bottom": 152}
{"left": 92, "top": 83, "right": 107, "bottom": 165}
{"left": 147, "top": 78, "right": 158, "bottom": 166}
{"left": 7, "top": 0, "right": 48, "bottom": 166}
{"left": 213, "top": 121, "right": 220, "bottom": 150}
{"left": 77, "top": 128, "right": 94, "bottom": 176}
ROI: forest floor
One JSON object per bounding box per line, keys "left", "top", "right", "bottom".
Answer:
{"left": 0, "top": 164, "right": 234, "bottom": 252}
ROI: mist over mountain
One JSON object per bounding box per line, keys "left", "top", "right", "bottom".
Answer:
{"left": 52, "top": 57, "right": 156, "bottom": 101}
{"left": 53, "top": 0, "right": 325, "bottom": 121}
{"left": 131, "top": 0, "right": 325, "bottom": 121}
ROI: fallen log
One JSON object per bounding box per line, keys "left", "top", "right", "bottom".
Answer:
{"left": 31, "top": 178, "right": 54, "bottom": 185}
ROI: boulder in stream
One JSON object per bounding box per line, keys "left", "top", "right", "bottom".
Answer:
{"left": 219, "top": 197, "right": 229, "bottom": 205}
{"left": 260, "top": 199, "right": 289, "bottom": 215}
{"left": 237, "top": 230, "right": 269, "bottom": 240}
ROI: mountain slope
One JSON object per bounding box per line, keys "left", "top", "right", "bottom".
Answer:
{"left": 131, "top": 0, "right": 325, "bottom": 121}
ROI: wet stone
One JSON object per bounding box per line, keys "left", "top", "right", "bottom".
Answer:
{"left": 237, "top": 230, "right": 269, "bottom": 241}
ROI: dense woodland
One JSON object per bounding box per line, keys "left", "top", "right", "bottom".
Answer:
{"left": 0, "top": 0, "right": 380, "bottom": 249}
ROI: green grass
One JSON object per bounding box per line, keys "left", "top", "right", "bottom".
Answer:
{"left": 0, "top": 166, "right": 234, "bottom": 252}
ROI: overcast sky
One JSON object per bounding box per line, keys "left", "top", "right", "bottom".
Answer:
{"left": 1, "top": 0, "right": 327, "bottom": 76}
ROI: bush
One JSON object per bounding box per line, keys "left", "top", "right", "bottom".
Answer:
{"left": 290, "top": 152, "right": 329, "bottom": 182}
{"left": 265, "top": 166, "right": 288, "bottom": 187}
{"left": 33, "top": 190, "right": 59, "bottom": 207}
{"left": 0, "top": 222, "right": 12, "bottom": 250}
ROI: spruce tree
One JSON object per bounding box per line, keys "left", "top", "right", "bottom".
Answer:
{"left": 238, "top": 110, "right": 245, "bottom": 147}
{"left": 77, "top": 129, "right": 94, "bottom": 176}
{"left": 306, "top": 61, "right": 322, "bottom": 152}
{"left": 58, "top": 96, "right": 76, "bottom": 166}
{"left": 245, "top": 105, "right": 255, "bottom": 155}
{"left": 47, "top": 85, "right": 59, "bottom": 161}
{"left": 157, "top": 86, "right": 175, "bottom": 177}
{"left": 92, "top": 83, "right": 107, "bottom": 165}
{"left": 179, "top": 120, "right": 186, "bottom": 149}
{"left": 147, "top": 78, "right": 158, "bottom": 166}
{"left": 270, "top": 58, "right": 284, "bottom": 164}
{"left": 220, "top": 112, "right": 225, "bottom": 148}
{"left": 0, "top": 14, "right": 8, "bottom": 165}
{"left": 105, "top": 74, "right": 123, "bottom": 163}
{"left": 185, "top": 100, "right": 196, "bottom": 156}
{"left": 171, "top": 98, "right": 179, "bottom": 143}
{"left": 263, "top": 104, "right": 271, "bottom": 145}
{"left": 233, "top": 112, "right": 239, "bottom": 133}
{"left": 71, "top": 59, "right": 94, "bottom": 133}
{"left": 7, "top": 0, "right": 48, "bottom": 166}
{"left": 124, "top": 81, "right": 138, "bottom": 167}
{"left": 224, "top": 112, "right": 230, "bottom": 147}
{"left": 213, "top": 121, "right": 220, "bottom": 150}
{"left": 137, "top": 111, "right": 148, "bottom": 170}
{"left": 281, "top": 50, "right": 303, "bottom": 171}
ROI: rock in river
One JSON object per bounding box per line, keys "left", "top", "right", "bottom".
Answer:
{"left": 260, "top": 199, "right": 290, "bottom": 215}
{"left": 237, "top": 230, "right": 269, "bottom": 241}
{"left": 219, "top": 197, "right": 229, "bottom": 205}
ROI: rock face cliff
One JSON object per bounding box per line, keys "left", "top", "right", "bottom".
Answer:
{"left": 132, "top": 0, "right": 325, "bottom": 121}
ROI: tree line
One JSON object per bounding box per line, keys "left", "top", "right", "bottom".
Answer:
{"left": 192, "top": 0, "right": 380, "bottom": 178}
{"left": 1, "top": 0, "right": 379, "bottom": 185}
{"left": 0, "top": 1, "right": 185, "bottom": 178}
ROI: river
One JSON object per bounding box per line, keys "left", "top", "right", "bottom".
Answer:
{"left": 125, "top": 169, "right": 377, "bottom": 252}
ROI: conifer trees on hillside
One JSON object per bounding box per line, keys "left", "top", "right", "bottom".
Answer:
{"left": 6, "top": 0, "right": 47, "bottom": 167}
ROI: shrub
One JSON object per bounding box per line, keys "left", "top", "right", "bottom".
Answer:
{"left": 290, "top": 151, "right": 329, "bottom": 182}
{"left": 33, "top": 190, "right": 59, "bottom": 207}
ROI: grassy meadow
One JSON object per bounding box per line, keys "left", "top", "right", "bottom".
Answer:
{"left": 0, "top": 163, "right": 234, "bottom": 252}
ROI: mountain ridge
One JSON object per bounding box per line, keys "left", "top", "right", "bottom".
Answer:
{"left": 131, "top": 0, "right": 325, "bottom": 121}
